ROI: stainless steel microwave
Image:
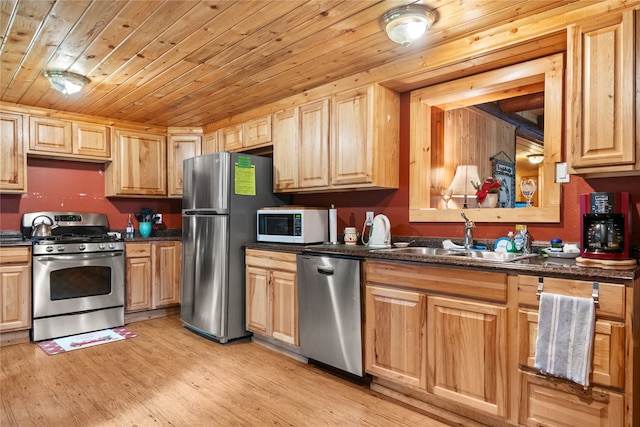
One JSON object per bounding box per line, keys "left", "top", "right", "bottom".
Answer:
{"left": 256, "top": 208, "right": 328, "bottom": 244}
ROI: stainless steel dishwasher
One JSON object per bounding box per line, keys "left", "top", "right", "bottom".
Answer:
{"left": 297, "top": 253, "right": 362, "bottom": 376}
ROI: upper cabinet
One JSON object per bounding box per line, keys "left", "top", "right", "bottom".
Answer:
{"left": 331, "top": 85, "right": 399, "bottom": 189}
{"left": 567, "top": 9, "right": 639, "bottom": 176}
{"left": 220, "top": 115, "right": 272, "bottom": 152}
{"left": 29, "top": 116, "right": 111, "bottom": 161}
{"left": 273, "top": 84, "right": 399, "bottom": 193}
{"left": 0, "top": 111, "right": 27, "bottom": 193}
{"left": 105, "top": 128, "right": 167, "bottom": 197}
{"left": 273, "top": 98, "right": 330, "bottom": 191}
{"left": 167, "top": 131, "right": 202, "bottom": 198}
{"left": 409, "top": 54, "right": 564, "bottom": 223}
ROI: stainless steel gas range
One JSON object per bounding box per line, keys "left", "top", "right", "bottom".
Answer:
{"left": 21, "top": 212, "right": 125, "bottom": 341}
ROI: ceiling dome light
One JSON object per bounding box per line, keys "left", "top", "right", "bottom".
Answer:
{"left": 528, "top": 154, "right": 544, "bottom": 164}
{"left": 44, "top": 70, "right": 90, "bottom": 95}
{"left": 380, "top": 5, "right": 435, "bottom": 46}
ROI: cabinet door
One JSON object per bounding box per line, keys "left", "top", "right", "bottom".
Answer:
{"left": 244, "top": 115, "right": 271, "bottom": 148}
{"left": 299, "top": 98, "right": 330, "bottom": 188}
{"left": 29, "top": 116, "right": 72, "bottom": 154}
{"left": 221, "top": 124, "right": 243, "bottom": 152}
{"left": 108, "top": 129, "right": 166, "bottom": 196}
{"left": 271, "top": 269, "right": 297, "bottom": 346}
{"left": 273, "top": 107, "right": 299, "bottom": 191}
{"left": 202, "top": 130, "right": 219, "bottom": 154}
{"left": 126, "top": 257, "right": 152, "bottom": 312}
{"left": 72, "top": 122, "right": 110, "bottom": 159}
{"left": 332, "top": 86, "right": 372, "bottom": 185}
{"left": 0, "top": 263, "right": 31, "bottom": 332}
{"left": 365, "top": 285, "right": 427, "bottom": 388}
{"left": 167, "top": 134, "right": 202, "bottom": 198}
{"left": 246, "top": 266, "right": 270, "bottom": 335}
{"left": 151, "top": 242, "right": 182, "bottom": 308}
{"left": 567, "top": 10, "right": 636, "bottom": 171}
{"left": 518, "top": 309, "right": 624, "bottom": 389}
{"left": 0, "top": 111, "right": 27, "bottom": 193}
{"left": 519, "top": 373, "right": 624, "bottom": 427}
{"left": 427, "top": 296, "right": 507, "bottom": 417}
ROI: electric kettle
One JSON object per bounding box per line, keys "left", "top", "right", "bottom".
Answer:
{"left": 368, "top": 214, "right": 391, "bottom": 248}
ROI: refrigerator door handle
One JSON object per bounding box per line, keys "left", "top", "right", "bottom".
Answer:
{"left": 184, "top": 210, "right": 219, "bottom": 215}
{"left": 316, "top": 265, "right": 334, "bottom": 275}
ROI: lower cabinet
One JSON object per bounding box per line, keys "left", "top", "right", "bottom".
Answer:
{"left": 0, "top": 247, "right": 31, "bottom": 332}
{"left": 245, "top": 249, "right": 298, "bottom": 346}
{"left": 125, "top": 241, "right": 182, "bottom": 313}
{"left": 364, "top": 285, "right": 426, "bottom": 388}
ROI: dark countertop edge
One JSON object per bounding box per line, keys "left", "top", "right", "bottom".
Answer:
{"left": 245, "top": 242, "right": 639, "bottom": 282}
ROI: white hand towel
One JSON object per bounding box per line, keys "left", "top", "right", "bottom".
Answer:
{"left": 534, "top": 292, "right": 596, "bottom": 387}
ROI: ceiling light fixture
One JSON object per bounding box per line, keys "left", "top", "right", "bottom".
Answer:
{"left": 528, "top": 154, "right": 544, "bottom": 164}
{"left": 44, "top": 70, "right": 90, "bottom": 95}
{"left": 380, "top": 4, "right": 436, "bottom": 46}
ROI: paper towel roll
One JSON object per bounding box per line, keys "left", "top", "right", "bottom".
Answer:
{"left": 329, "top": 205, "right": 337, "bottom": 243}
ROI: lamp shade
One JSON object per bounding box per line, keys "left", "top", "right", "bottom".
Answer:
{"left": 447, "top": 165, "right": 481, "bottom": 196}
{"left": 380, "top": 5, "right": 435, "bottom": 46}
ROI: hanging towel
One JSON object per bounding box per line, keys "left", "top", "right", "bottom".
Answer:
{"left": 534, "top": 292, "right": 596, "bottom": 387}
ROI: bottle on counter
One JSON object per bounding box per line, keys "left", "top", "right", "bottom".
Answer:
{"left": 521, "top": 225, "right": 532, "bottom": 255}
{"left": 513, "top": 226, "right": 524, "bottom": 253}
{"left": 126, "top": 214, "right": 135, "bottom": 239}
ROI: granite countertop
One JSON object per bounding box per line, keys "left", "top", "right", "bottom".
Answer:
{"left": 245, "top": 240, "right": 640, "bottom": 282}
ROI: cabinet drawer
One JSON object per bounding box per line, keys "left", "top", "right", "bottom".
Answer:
{"left": 519, "top": 373, "right": 624, "bottom": 427}
{"left": 365, "top": 260, "right": 507, "bottom": 303}
{"left": 245, "top": 249, "right": 296, "bottom": 272}
{"left": 517, "top": 275, "right": 625, "bottom": 319}
{"left": 518, "top": 309, "right": 624, "bottom": 389}
{"left": 126, "top": 242, "right": 151, "bottom": 258}
{"left": 0, "top": 247, "right": 30, "bottom": 264}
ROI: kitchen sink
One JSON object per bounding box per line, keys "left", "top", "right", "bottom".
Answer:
{"left": 375, "top": 247, "right": 536, "bottom": 262}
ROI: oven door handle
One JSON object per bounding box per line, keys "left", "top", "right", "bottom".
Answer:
{"left": 36, "top": 252, "right": 124, "bottom": 262}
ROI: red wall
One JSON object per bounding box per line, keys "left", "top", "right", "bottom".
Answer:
{"left": 0, "top": 158, "right": 182, "bottom": 232}
{"left": 1, "top": 92, "right": 639, "bottom": 245}
{"left": 293, "top": 92, "right": 640, "bottom": 245}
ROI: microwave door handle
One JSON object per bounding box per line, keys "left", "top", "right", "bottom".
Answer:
{"left": 36, "top": 252, "right": 123, "bottom": 262}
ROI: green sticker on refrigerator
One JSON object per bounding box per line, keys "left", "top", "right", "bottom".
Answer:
{"left": 234, "top": 160, "right": 256, "bottom": 196}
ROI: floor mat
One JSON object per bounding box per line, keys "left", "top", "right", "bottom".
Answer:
{"left": 37, "top": 327, "right": 137, "bottom": 355}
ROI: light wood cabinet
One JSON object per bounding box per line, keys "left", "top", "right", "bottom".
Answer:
{"left": 202, "top": 130, "right": 220, "bottom": 154}
{"left": 167, "top": 133, "right": 202, "bottom": 198}
{"left": 567, "top": 9, "right": 638, "bottom": 175}
{"left": 0, "top": 247, "right": 31, "bottom": 332}
{"left": 0, "top": 111, "right": 27, "bottom": 193}
{"left": 29, "top": 116, "right": 110, "bottom": 160}
{"left": 245, "top": 249, "right": 298, "bottom": 346}
{"left": 125, "top": 241, "right": 181, "bottom": 313}
{"left": 106, "top": 128, "right": 167, "bottom": 197}
{"left": 220, "top": 115, "right": 272, "bottom": 152}
{"left": 364, "top": 285, "right": 426, "bottom": 388}
{"left": 427, "top": 296, "right": 508, "bottom": 418}
{"left": 273, "top": 98, "right": 330, "bottom": 191}
{"left": 331, "top": 84, "right": 399, "bottom": 189}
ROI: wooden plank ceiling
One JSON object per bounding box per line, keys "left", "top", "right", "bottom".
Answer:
{"left": 1, "top": 0, "right": 578, "bottom": 127}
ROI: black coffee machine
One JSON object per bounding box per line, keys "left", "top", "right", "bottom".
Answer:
{"left": 580, "top": 192, "right": 631, "bottom": 260}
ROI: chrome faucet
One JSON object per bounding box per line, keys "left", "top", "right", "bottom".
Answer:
{"left": 461, "top": 212, "right": 475, "bottom": 249}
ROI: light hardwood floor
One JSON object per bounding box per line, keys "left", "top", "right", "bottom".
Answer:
{"left": 1, "top": 316, "right": 450, "bottom": 426}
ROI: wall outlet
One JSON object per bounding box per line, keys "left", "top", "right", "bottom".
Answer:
{"left": 155, "top": 214, "right": 162, "bottom": 224}
{"left": 365, "top": 211, "right": 374, "bottom": 225}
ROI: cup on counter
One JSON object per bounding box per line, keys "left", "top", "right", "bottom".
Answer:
{"left": 344, "top": 227, "right": 358, "bottom": 245}
{"left": 139, "top": 222, "right": 152, "bottom": 238}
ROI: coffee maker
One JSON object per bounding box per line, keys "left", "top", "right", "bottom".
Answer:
{"left": 580, "top": 192, "right": 631, "bottom": 260}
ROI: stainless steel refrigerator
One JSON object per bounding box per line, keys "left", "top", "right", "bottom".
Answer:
{"left": 181, "top": 152, "right": 288, "bottom": 343}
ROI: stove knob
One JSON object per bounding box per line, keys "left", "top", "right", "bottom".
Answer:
{"left": 108, "top": 243, "right": 116, "bottom": 249}
{"left": 57, "top": 246, "right": 65, "bottom": 252}
{"left": 99, "top": 243, "right": 106, "bottom": 250}
{"left": 78, "top": 244, "right": 86, "bottom": 251}
{"left": 46, "top": 246, "right": 54, "bottom": 252}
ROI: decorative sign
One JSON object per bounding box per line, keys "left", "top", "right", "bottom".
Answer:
{"left": 492, "top": 158, "right": 515, "bottom": 208}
